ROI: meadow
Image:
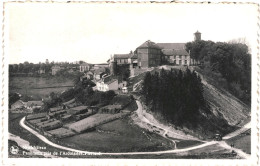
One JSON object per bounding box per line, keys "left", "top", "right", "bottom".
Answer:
{"left": 9, "top": 76, "right": 74, "bottom": 98}
{"left": 61, "top": 118, "right": 174, "bottom": 152}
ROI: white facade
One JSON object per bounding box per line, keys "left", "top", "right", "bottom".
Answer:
{"left": 97, "top": 80, "right": 118, "bottom": 92}
{"left": 79, "top": 65, "right": 90, "bottom": 72}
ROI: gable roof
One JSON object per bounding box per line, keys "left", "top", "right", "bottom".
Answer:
{"left": 157, "top": 43, "right": 186, "bottom": 50}
{"left": 93, "top": 68, "right": 106, "bottom": 74}
{"left": 114, "top": 54, "right": 132, "bottom": 59}
{"left": 162, "top": 49, "right": 189, "bottom": 56}
{"left": 130, "top": 54, "right": 138, "bottom": 59}
{"left": 137, "top": 40, "right": 161, "bottom": 49}
{"left": 80, "top": 62, "right": 89, "bottom": 66}
{"left": 98, "top": 75, "right": 117, "bottom": 85}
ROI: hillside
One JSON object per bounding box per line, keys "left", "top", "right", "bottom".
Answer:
{"left": 129, "top": 66, "right": 250, "bottom": 139}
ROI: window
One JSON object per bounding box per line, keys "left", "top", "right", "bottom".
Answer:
{"left": 185, "top": 55, "right": 187, "bottom": 59}
{"left": 179, "top": 55, "right": 182, "bottom": 59}
{"left": 185, "top": 60, "right": 187, "bottom": 64}
{"left": 179, "top": 60, "right": 182, "bottom": 65}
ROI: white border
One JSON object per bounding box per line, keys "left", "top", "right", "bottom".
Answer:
{"left": 1, "top": 1, "right": 259, "bottom": 166}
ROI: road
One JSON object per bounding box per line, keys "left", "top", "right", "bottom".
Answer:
{"left": 19, "top": 117, "right": 217, "bottom": 156}
{"left": 19, "top": 100, "right": 251, "bottom": 158}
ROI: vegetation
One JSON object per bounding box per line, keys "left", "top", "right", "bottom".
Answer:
{"left": 185, "top": 40, "right": 251, "bottom": 105}
{"left": 115, "top": 64, "right": 130, "bottom": 81}
{"left": 142, "top": 68, "right": 207, "bottom": 127}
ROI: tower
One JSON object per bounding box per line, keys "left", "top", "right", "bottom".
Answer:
{"left": 194, "top": 31, "right": 201, "bottom": 41}
{"left": 110, "top": 55, "right": 116, "bottom": 75}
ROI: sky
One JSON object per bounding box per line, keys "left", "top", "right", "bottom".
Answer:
{"left": 5, "top": 2, "right": 258, "bottom": 64}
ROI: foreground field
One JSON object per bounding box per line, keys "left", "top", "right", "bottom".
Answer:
{"left": 226, "top": 130, "right": 251, "bottom": 154}
{"left": 9, "top": 76, "right": 74, "bottom": 98}
{"left": 61, "top": 117, "right": 174, "bottom": 152}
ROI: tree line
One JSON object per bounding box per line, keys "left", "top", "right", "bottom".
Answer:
{"left": 142, "top": 68, "right": 207, "bottom": 127}
{"left": 185, "top": 40, "right": 251, "bottom": 105}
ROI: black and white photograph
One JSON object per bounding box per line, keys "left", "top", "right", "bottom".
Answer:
{"left": 1, "top": 1, "right": 259, "bottom": 166}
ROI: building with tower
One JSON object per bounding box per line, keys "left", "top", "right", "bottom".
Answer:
{"left": 108, "top": 31, "right": 202, "bottom": 75}
{"left": 194, "top": 31, "right": 201, "bottom": 41}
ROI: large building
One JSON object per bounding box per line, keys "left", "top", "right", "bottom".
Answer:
{"left": 136, "top": 40, "right": 162, "bottom": 68}
{"left": 110, "top": 31, "right": 201, "bottom": 69}
{"left": 157, "top": 43, "right": 190, "bottom": 65}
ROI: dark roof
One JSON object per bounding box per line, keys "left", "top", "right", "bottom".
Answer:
{"left": 162, "top": 49, "right": 189, "bottom": 56}
{"left": 194, "top": 30, "right": 201, "bottom": 34}
{"left": 98, "top": 75, "right": 117, "bottom": 84}
{"left": 131, "top": 54, "right": 138, "bottom": 59}
{"left": 114, "top": 54, "right": 132, "bottom": 59}
{"left": 137, "top": 40, "right": 161, "bottom": 49}
{"left": 157, "top": 43, "right": 186, "bottom": 50}
{"left": 80, "top": 62, "right": 89, "bottom": 66}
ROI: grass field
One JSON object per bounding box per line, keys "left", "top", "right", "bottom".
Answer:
{"left": 61, "top": 118, "right": 174, "bottom": 152}
{"left": 65, "top": 113, "right": 130, "bottom": 133}
{"left": 9, "top": 76, "right": 74, "bottom": 98}
{"left": 226, "top": 130, "right": 251, "bottom": 154}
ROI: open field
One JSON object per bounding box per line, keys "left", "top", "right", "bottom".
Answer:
{"left": 226, "top": 130, "right": 251, "bottom": 154}
{"left": 9, "top": 76, "right": 74, "bottom": 98}
{"left": 61, "top": 118, "right": 174, "bottom": 152}
{"left": 65, "top": 113, "right": 130, "bottom": 133}
{"left": 11, "top": 113, "right": 240, "bottom": 159}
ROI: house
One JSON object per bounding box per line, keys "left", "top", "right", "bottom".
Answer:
{"left": 109, "top": 31, "right": 201, "bottom": 69}
{"left": 93, "top": 63, "right": 109, "bottom": 69}
{"left": 38, "top": 68, "right": 45, "bottom": 74}
{"left": 80, "top": 71, "right": 94, "bottom": 81}
{"left": 136, "top": 40, "right": 162, "bottom": 68}
{"left": 26, "top": 101, "right": 44, "bottom": 109}
{"left": 122, "top": 87, "right": 128, "bottom": 93}
{"left": 118, "top": 81, "right": 127, "bottom": 90}
{"left": 79, "top": 63, "right": 90, "bottom": 72}
{"left": 113, "top": 52, "right": 138, "bottom": 65}
{"left": 96, "top": 75, "right": 119, "bottom": 92}
{"left": 157, "top": 43, "right": 190, "bottom": 65}
{"left": 11, "top": 100, "right": 25, "bottom": 110}
{"left": 51, "top": 65, "right": 63, "bottom": 75}
{"left": 93, "top": 68, "right": 106, "bottom": 80}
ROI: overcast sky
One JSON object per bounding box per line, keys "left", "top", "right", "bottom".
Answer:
{"left": 6, "top": 3, "right": 257, "bottom": 64}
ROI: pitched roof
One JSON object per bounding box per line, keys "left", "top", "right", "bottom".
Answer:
{"left": 137, "top": 40, "right": 161, "bottom": 49}
{"left": 80, "top": 62, "right": 89, "bottom": 66}
{"left": 93, "top": 68, "right": 106, "bottom": 74}
{"left": 157, "top": 43, "right": 186, "bottom": 50}
{"left": 130, "top": 54, "right": 138, "bottom": 59}
{"left": 161, "top": 49, "right": 189, "bottom": 56}
{"left": 98, "top": 75, "right": 117, "bottom": 84}
{"left": 114, "top": 54, "right": 132, "bottom": 59}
